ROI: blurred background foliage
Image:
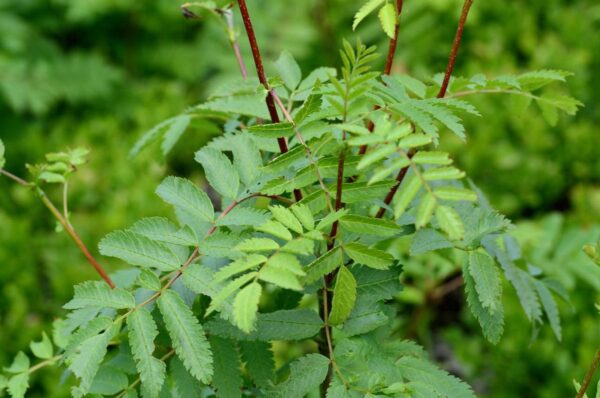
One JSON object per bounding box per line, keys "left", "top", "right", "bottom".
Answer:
{"left": 0, "top": 0, "right": 598, "bottom": 396}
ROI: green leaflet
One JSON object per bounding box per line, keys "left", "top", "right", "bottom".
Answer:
{"left": 213, "top": 254, "right": 267, "bottom": 283}
{"left": 422, "top": 166, "right": 465, "bottom": 181}
{"left": 69, "top": 329, "right": 113, "bottom": 397}
{"left": 483, "top": 237, "right": 542, "bottom": 322}
{"left": 412, "top": 151, "right": 451, "bottom": 165}
{"left": 205, "top": 309, "right": 323, "bottom": 341}
{"left": 353, "top": 0, "right": 384, "bottom": 30}
{"left": 304, "top": 247, "right": 343, "bottom": 284}
{"left": 195, "top": 92, "right": 270, "bottom": 119}
{"left": 4, "top": 352, "right": 29, "bottom": 374}
{"left": 209, "top": 336, "right": 243, "bottom": 398}
{"left": 207, "top": 272, "right": 257, "bottom": 315}
{"left": 161, "top": 114, "right": 192, "bottom": 155}
{"left": 182, "top": 264, "right": 234, "bottom": 320}
{"left": 435, "top": 186, "right": 478, "bottom": 202}
{"left": 275, "top": 51, "right": 302, "bottom": 90}
{"left": 329, "top": 265, "right": 357, "bottom": 326}
{"left": 436, "top": 205, "right": 465, "bottom": 240}
{"left": 257, "top": 220, "right": 293, "bottom": 241}
{"left": 239, "top": 341, "right": 274, "bottom": 388}
{"left": 0, "top": 139, "right": 5, "bottom": 169}
{"left": 343, "top": 242, "right": 393, "bottom": 270}
{"left": 216, "top": 206, "right": 270, "bottom": 227}
{"left": 270, "top": 205, "right": 304, "bottom": 234}
{"left": 267, "top": 354, "right": 330, "bottom": 398}
{"left": 233, "top": 282, "right": 262, "bottom": 333}
{"left": 290, "top": 204, "right": 315, "bottom": 231}
{"left": 64, "top": 281, "right": 135, "bottom": 310}
{"left": 170, "top": 357, "right": 204, "bottom": 398}
{"left": 236, "top": 238, "right": 280, "bottom": 252}
{"left": 464, "top": 261, "right": 504, "bottom": 344}
{"left": 410, "top": 228, "right": 453, "bottom": 255}
{"left": 127, "top": 309, "right": 166, "bottom": 398}
{"left": 156, "top": 176, "right": 214, "bottom": 224}
{"left": 247, "top": 122, "right": 295, "bottom": 139}
{"left": 129, "top": 217, "right": 197, "bottom": 247}
{"left": 88, "top": 366, "right": 128, "bottom": 396}
{"left": 7, "top": 373, "right": 28, "bottom": 398}
{"left": 340, "top": 214, "right": 402, "bottom": 236}
{"left": 396, "top": 356, "right": 476, "bottom": 398}
{"left": 533, "top": 279, "right": 562, "bottom": 340}
{"left": 99, "top": 230, "right": 182, "bottom": 272}
{"left": 415, "top": 191, "right": 436, "bottom": 229}
{"left": 195, "top": 147, "right": 240, "bottom": 199}
{"left": 468, "top": 252, "right": 502, "bottom": 313}
{"left": 394, "top": 175, "right": 422, "bottom": 219}
{"left": 136, "top": 269, "right": 162, "bottom": 291}
{"left": 30, "top": 333, "right": 53, "bottom": 360}
{"left": 378, "top": 3, "right": 397, "bottom": 39}
{"left": 157, "top": 290, "right": 213, "bottom": 384}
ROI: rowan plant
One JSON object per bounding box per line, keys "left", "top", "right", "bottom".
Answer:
{"left": 0, "top": 0, "right": 589, "bottom": 397}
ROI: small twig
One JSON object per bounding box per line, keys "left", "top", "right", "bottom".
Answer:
{"left": 271, "top": 91, "right": 333, "bottom": 210}
{"left": 236, "top": 0, "right": 289, "bottom": 154}
{"left": 222, "top": 8, "right": 249, "bottom": 79}
{"left": 358, "top": 0, "right": 404, "bottom": 156}
{"left": 576, "top": 346, "right": 600, "bottom": 398}
{"left": 0, "top": 168, "right": 32, "bottom": 187}
{"left": 62, "top": 182, "right": 71, "bottom": 226}
{"left": 437, "top": 0, "right": 474, "bottom": 99}
{"left": 39, "top": 191, "right": 116, "bottom": 288}
{"left": 374, "top": 0, "right": 474, "bottom": 218}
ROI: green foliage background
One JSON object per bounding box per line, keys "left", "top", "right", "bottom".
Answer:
{"left": 0, "top": 0, "right": 598, "bottom": 396}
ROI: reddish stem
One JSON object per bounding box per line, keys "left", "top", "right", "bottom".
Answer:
{"left": 437, "top": 0, "right": 474, "bottom": 98}
{"left": 236, "top": 0, "right": 288, "bottom": 153}
{"left": 375, "top": 153, "right": 412, "bottom": 218}
{"left": 41, "top": 193, "right": 116, "bottom": 288}
{"left": 576, "top": 346, "right": 600, "bottom": 398}
{"left": 358, "top": 0, "right": 404, "bottom": 156}
{"left": 375, "top": 0, "right": 473, "bottom": 218}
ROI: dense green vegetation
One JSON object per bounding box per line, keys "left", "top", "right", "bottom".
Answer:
{"left": 0, "top": 0, "right": 599, "bottom": 397}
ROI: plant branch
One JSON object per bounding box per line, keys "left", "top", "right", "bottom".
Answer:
{"left": 236, "top": 0, "right": 289, "bottom": 154}
{"left": 374, "top": 0, "right": 474, "bottom": 218}
{"left": 221, "top": 8, "right": 249, "bottom": 80}
{"left": 358, "top": 0, "right": 404, "bottom": 156}
{"left": 437, "top": 0, "right": 474, "bottom": 99}
{"left": 576, "top": 346, "right": 600, "bottom": 398}
{"left": 39, "top": 190, "right": 116, "bottom": 289}
{"left": 0, "top": 168, "right": 32, "bottom": 187}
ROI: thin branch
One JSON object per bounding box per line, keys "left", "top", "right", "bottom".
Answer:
{"left": 576, "top": 346, "right": 600, "bottom": 398}
{"left": 236, "top": 0, "right": 289, "bottom": 154}
{"left": 437, "top": 0, "right": 474, "bottom": 98}
{"left": 358, "top": 0, "right": 404, "bottom": 156}
{"left": 0, "top": 168, "right": 32, "bottom": 187}
{"left": 375, "top": 150, "right": 413, "bottom": 218}
{"left": 383, "top": 0, "right": 404, "bottom": 76}
{"left": 374, "top": 0, "right": 474, "bottom": 218}
{"left": 39, "top": 191, "right": 116, "bottom": 288}
{"left": 222, "top": 8, "right": 249, "bottom": 79}
{"left": 271, "top": 91, "right": 333, "bottom": 210}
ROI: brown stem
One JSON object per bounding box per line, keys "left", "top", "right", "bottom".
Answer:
{"left": 576, "top": 346, "right": 600, "bottom": 398}
{"left": 40, "top": 192, "right": 116, "bottom": 288}
{"left": 383, "top": 0, "right": 403, "bottom": 76}
{"left": 437, "top": 0, "right": 474, "bottom": 99}
{"left": 374, "top": 0, "right": 473, "bottom": 218}
{"left": 358, "top": 0, "right": 404, "bottom": 156}
{"left": 222, "top": 8, "right": 249, "bottom": 79}
{"left": 236, "top": 0, "right": 289, "bottom": 154}
{"left": 375, "top": 149, "right": 414, "bottom": 218}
